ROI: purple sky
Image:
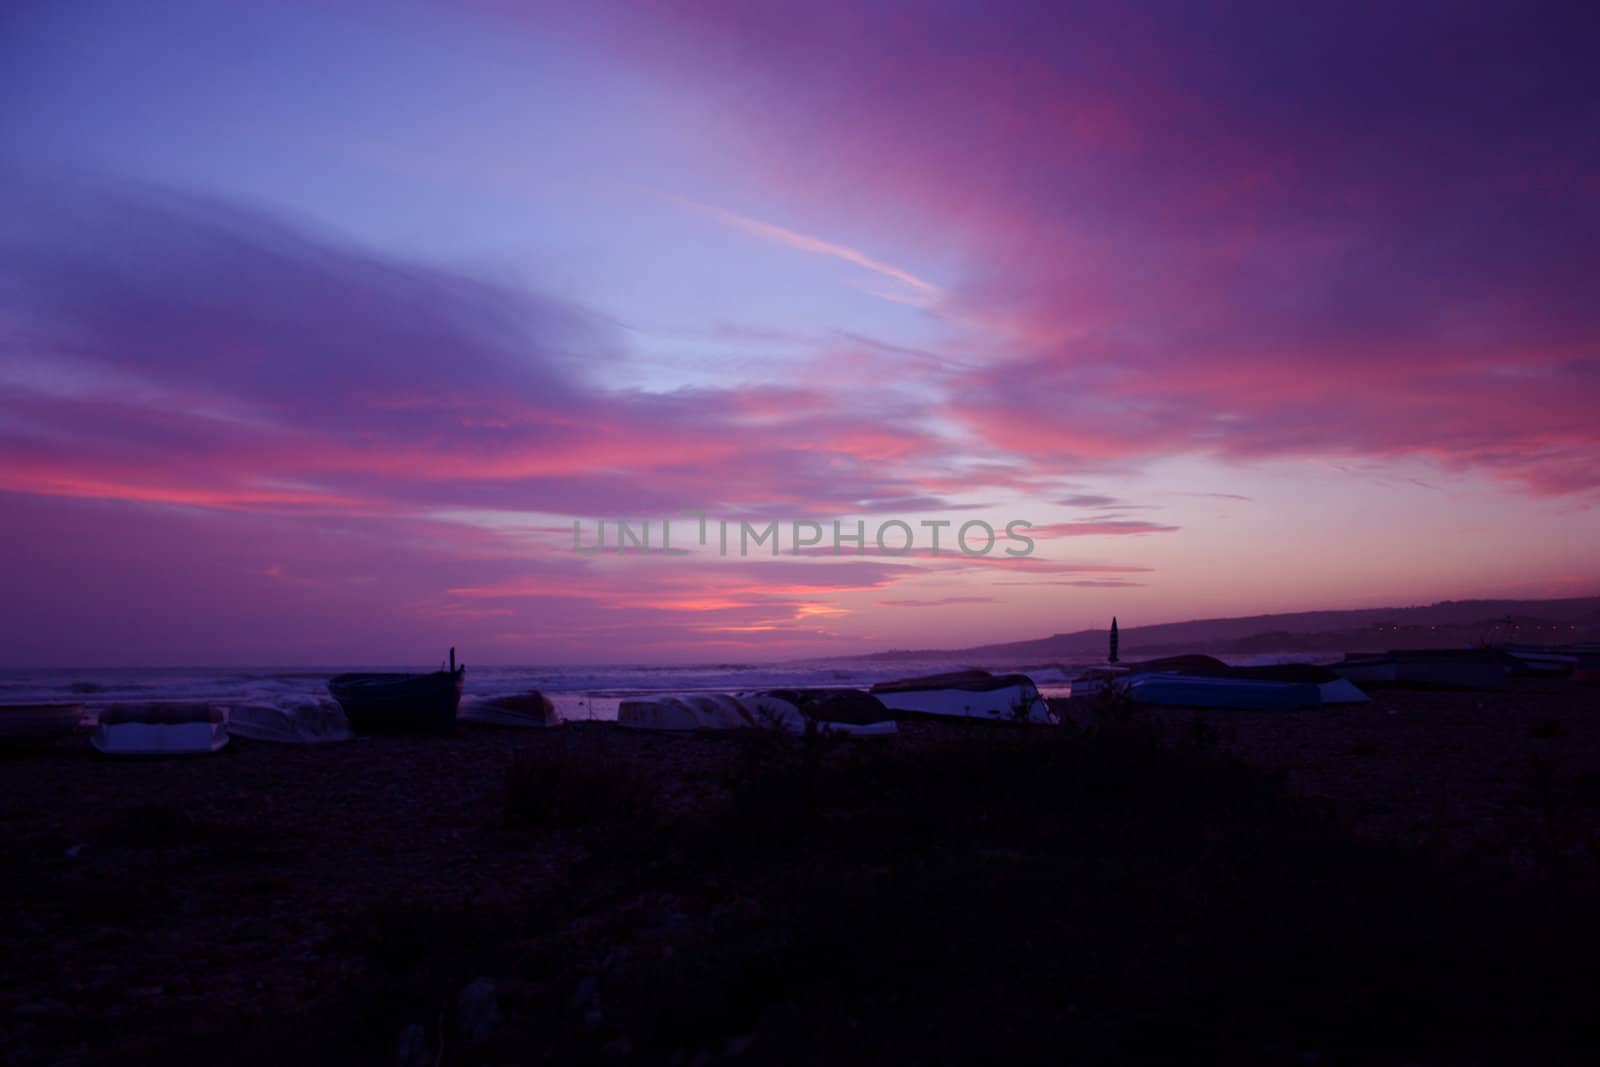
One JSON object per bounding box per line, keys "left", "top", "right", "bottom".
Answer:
{"left": 2, "top": 1, "right": 1597, "bottom": 666}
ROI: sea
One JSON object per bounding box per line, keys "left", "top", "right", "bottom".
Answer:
{"left": 0, "top": 653, "right": 1322, "bottom": 722}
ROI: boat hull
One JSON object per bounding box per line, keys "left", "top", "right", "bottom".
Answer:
{"left": 228, "top": 700, "right": 353, "bottom": 744}
{"left": 0, "top": 703, "right": 88, "bottom": 748}
{"left": 460, "top": 692, "right": 561, "bottom": 728}
{"left": 617, "top": 693, "right": 897, "bottom": 736}
{"left": 328, "top": 670, "right": 464, "bottom": 733}
{"left": 871, "top": 671, "right": 1053, "bottom": 724}
{"left": 93, "top": 703, "right": 229, "bottom": 756}
{"left": 1129, "top": 675, "right": 1322, "bottom": 711}
{"left": 1331, "top": 651, "right": 1510, "bottom": 691}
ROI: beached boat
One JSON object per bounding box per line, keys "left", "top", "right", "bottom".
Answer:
{"left": 1227, "top": 664, "right": 1370, "bottom": 704}
{"left": 1496, "top": 646, "right": 1579, "bottom": 677}
{"left": 327, "top": 663, "right": 465, "bottom": 733}
{"left": 460, "top": 692, "right": 561, "bottom": 729}
{"left": 93, "top": 703, "right": 229, "bottom": 756}
{"left": 617, "top": 692, "right": 896, "bottom": 736}
{"left": 762, "top": 688, "right": 896, "bottom": 727}
{"left": 0, "top": 703, "right": 87, "bottom": 748}
{"left": 1128, "top": 674, "right": 1322, "bottom": 711}
{"left": 228, "top": 699, "right": 353, "bottom": 744}
{"left": 1331, "top": 650, "right": 1511, "bottom": 691}
{"left": 869, "top": 670, "right": 1054, "bottom": 724}
{"left": 1071, "top": 659, "right": 1368, "bottom": 705}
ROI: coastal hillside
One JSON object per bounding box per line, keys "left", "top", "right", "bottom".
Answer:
{"left": 859, "top": 596, "right": 1600, "bottom": 665}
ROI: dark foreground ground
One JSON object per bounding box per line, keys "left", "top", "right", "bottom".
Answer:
{"left": 3, "top": 684, "right": 1599, "bottom": 1065}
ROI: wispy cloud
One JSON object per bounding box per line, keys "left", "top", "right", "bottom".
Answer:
{"left": 1030, "top": 521, "right": 1180, "bottom": 538}
{"left": 686, "top": 199, "right": 939, "bottom": 302}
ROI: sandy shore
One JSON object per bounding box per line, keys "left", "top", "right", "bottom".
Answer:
{"left": 3, "top": 682, "right": 1597, "bottom": 1064}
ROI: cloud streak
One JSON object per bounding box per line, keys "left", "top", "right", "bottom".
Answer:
{"left": 687, "top": 200, "right": 939, "bottom": 302}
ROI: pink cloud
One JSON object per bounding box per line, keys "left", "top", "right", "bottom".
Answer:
{"left": 540, "top": 1, "right": 1600, "bottom": 495}
{"left": 0, "top": 170, "right": 971, "bottom": 522}
{"left": 1030, "top": 521, "right": 1180, "bottom": 538}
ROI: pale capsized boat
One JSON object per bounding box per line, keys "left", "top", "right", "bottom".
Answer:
{"left": 869, "top": 670, "right": 1054, "bottom": 724}
{"left": 93, "top": 703, "right": 229, "bottom": 756}
{"left": 460, "top": 692, "right": 562, "bottom": 729}
{"left": 228, "top": 699, "right": 353, "bottom": 744}
{"left": 0, "top": 703, "right": 87, "bottom": 748}
{"left": 618, "top": 692, "right": 896, "bottom": 737}
{"left": 328, "top": 649, "right": 465, "bottom": 733}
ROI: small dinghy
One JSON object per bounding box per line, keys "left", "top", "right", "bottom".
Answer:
{"left": 93, "top": 703, "right": 229, "bottom": 756}
{"left": 228, "top": 699, "right": 353, "bottom": 744}
{"left": 460, "top": 692, "right": 562, "bottom": 729}
{"left": 1129, "top": 674, "right": 1322, "bottom": 711}
{"left": 618, "top": 693, "right": 896, "bottom": 737}
{"left": 869, "top": 670, "right": 1053, "bottom": 724}
{"left": 328, "top": 648, "right": 465, "bottom": 733}
{"left": 0, "top": 703, "right": 87, "bottom": 749}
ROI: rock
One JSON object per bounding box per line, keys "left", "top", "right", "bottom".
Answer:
{"left": 455, "top": 977, "right": 499, "bottom": 1049}
{"left": 394, "top": 1022, "right": 429, "bottom": 1067}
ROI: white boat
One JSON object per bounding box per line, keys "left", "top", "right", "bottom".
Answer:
{"left": 460, "top": 692, "right": 562, "bottom": 728}
{"left": 1129, "top": 674, "right": 1322, "bottom": 711}
{"left": 228, "top": 699, "right": 353, "bottom": 744}
{"left": 618, "top": 693, "right": 896, "bottom": 737}
{"left": 0, "top": 703, "right": 87, "bottom": 748}
{"left": 869, "top": 670, "right": 1054, "bottom": 724}
{"left": 93, "top": 703, "right": 229, "bottom": 756}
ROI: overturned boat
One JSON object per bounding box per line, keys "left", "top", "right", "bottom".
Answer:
{"left": 1331, "top": 649, "right": 1511, "bottom": 691}
{"left": 1128, "top": 673, "right": 1323, "bottom": 711}
{"left": 228, "top": 699, "right": 353, "bottom": 745}
{"left": 93, "top": 703, "right": 229, "bottom": 756}
{"left": 1071, "top": 658, "right": 1367, "bottom": 707}
{"left": 0, "top": 703, "right": 87, "bottom": 749}
{"left": 869, "top": 670, "right": 1053, "bottom": 724}
{"left": 328, "top": 649, "right": 465, "bottom": 733}
{"left": 1227, "top": 663, "right": 1370, "bottom": 704}
{"left": 762, "top": 687, "right": 895, "bottom": 727}
{"left": 460, "top": 691, "right": 562, "bottom": 729}
{"left": 1496, "top": 646, "right": 1579, "bottom": 678}
{"left": 617, "top": 692, "right": 896, "bottom": 737}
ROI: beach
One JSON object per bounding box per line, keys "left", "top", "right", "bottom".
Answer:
{"left": 4, "top": 680, "right": 1598, "bottom": 1064}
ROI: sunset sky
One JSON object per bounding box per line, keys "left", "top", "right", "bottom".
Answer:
{"left": 2, "top": 1, "right": 1597, "bottom": 666}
